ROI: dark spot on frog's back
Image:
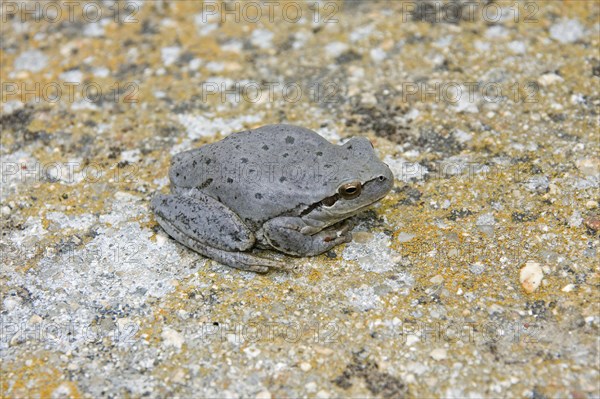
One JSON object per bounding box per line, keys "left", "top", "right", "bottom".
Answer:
{"left": 241, "top": 157, "right": 248, "bottom": 163}
{"left": 255, "top": 193, "right": 263, "bottom": 199}
{"left": 227, "top": 178, "right": 234, "bottom": 183}
{"left": 280, "top": 176, "right": 287, "bottom": 182}
{"left": 199, "top": 178, "right": 213, "bottom": 189}
{"left": 262, "top": 144, "right": 269, "bottom": 151}
{"left": 285, "top": 136, "right": 295, "bottom": 144}
{"left": 316, "top": 151, "right": 323, "bottom": 156}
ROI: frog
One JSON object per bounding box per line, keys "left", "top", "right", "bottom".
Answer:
{"left": 151, "top": 124, "right": 394, "bottom": 273}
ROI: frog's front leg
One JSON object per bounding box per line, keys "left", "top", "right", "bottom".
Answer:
{"left": 151, "top": 192, "right": 288, "bottom": 273}
{"left": 262, "top": 217, "right": 353, "bottom": 257}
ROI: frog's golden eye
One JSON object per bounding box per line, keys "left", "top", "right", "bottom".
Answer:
{"left": 338, "top": 182, "right": 362, "bottom": 200}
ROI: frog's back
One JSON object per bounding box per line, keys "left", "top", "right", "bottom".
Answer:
{"left": 216, "top": 124, "right": 332, "bottom": 160}
{"left": 169, "top": 124, "right": 346, "bottom": 226}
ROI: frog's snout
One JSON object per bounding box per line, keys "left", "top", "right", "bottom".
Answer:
{"left": 377, "top": 164, "right": 395, "bottom": 195}
{"left": 382, "top": 162, "right": 394, "bottom": 182}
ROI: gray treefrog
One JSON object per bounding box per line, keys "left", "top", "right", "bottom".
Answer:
{"left": 151, "top": 124, "right": 394, "bottom": 272}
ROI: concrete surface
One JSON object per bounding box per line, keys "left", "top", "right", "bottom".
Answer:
{"left": 1, "top": 1, "right": 599, "bottom": 398}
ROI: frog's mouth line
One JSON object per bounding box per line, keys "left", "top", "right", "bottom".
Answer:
{"left": 300, "top": 177, "right": 391, "bottom": 226}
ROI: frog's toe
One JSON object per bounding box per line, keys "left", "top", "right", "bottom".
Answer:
{"left": 325, "top": 220, "right": 353, "bottom": 243}
{"left": 330, "top": 231, "right": 352, "bottom": 245}
{"left": 229, "top": 263, "right": 269, "bottom": 273}
{"left": 226, "top": 251, "right": 291, "bottom": 272}
{"left": 338, "top": 220, "right": 354, "bottom": 235}
{"left": 342, "top": 232, "right": 353, "bottom": 243}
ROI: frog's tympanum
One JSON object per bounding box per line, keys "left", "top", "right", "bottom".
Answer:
{"left": 152, "top": 124, "right": 394, "bottom": 272}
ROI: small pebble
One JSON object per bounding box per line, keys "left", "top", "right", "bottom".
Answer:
{"left": 352, "top": 231, "right": 374, "bottom": 243}
{"left": 542, "top": 265, "right": 551, "bottom": 275}
{"left": 550, "top": 18, "right": 585, "bottom": 43}
{"left": 562, "top": 284, "right": 575, "bottom": 292}
{"left": 469, "top": 262, "right": 486, "bottom": 275}
{"left": 14, "top": 49, "right": 48, "bottom": 72}
{"left": 430, "top": 348, "right": 447, "bottom": 361}
{"left": 569, "top": 211, "right": 583, "bottom": 228}
{"left": 520, "top": 261, "right": 544, "bottom": 293}
{"left": 585, "top": 200, "right": 598, "bottom": 209}
{"left": 161, "top": 327, "right": 185, "bottom": 349}
{"left": 397, "top": 232, "right": 415, "bottom": 242}
{"left": 584, "top": 217, "right": 600, "bottom": 231}
{"left": 430, "top": 275, "right": 444, "bottom": 284}
{"left": 300, "top": 362, "right": 312, "bottom": 372}
{"left": 316, "top": 390, "right": 331, "bottom": 399}
{"left": 305, "top": 382, "right": 317, "bottom": 393}
{"left": 406, "top": 335, "right": 419, "bottom": 346}
{"left": 538, "top": 73, "right": 563, "bottom": 87}
{"left": 255, "top": 390, "right": 272, "bottom": 399}
{"left": 314, "top": 346, "right": 334, "bottom": 356}
{"left": 3, "top": 297, "right": 19, "bottom": 311}
{"left": 576, "top": 158, "right": 599, "bottom": 177}
{"left": 360, "top": 92, "right": 378, "bottom": 106}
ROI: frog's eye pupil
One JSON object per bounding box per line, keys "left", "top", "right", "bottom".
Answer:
{"left": 378, "top": 175, "right": 385, "bottom": 181}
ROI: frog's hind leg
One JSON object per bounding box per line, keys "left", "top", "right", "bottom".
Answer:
{"left": 153, "top": 216, "right": 281, "bottom": 272}
{"left": 151, "top": 193, "right": 288, "bottom": 272}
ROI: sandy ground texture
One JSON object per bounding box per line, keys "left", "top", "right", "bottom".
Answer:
{"left": 1, "top": 0, "right": 599, "bottom": 398}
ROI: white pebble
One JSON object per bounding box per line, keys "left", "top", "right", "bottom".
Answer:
{"left": 324, "top": 42, "right": 349, "bottom": 58}
{"left": 550, "top": 19, "right": 585, "bottom": 43}
{"left": 161, "top": 327, "right": 185, "bottom": 349}
{"left": 430, "top": 348, "right": 447, "bottom": 361}
{"left": 520, "top": 261, "right": 544, "bottom": 293}
{"left": 305, "top": 382, "right": 317, "bottom": 392}
{"left": 397, "top": 232, "right": 415, "bottom": 242}
{"left": 370, "top": 48, "right": 387, "bottom": 63}
{"left": 538, "top": 73, "right": 564, "bottom": 87}
{"left": 161, "top": 46, "right": 181, "bottom": 66}
{"left": 255, "top": 390, "right": 271, "bottom": 399}
{"left": 569, "top": 211, "right": 583, "bottom": 228}
{"left": 14, "top": 49, "right": 48, "bottom": 72}
{"left": 561, "top": 284, "right": 575, "bottom": 292}
{"left": 300, "top": 362, "right": 312, "bottom": 372}
{"left": 3, "top": 297, "right": 20, "bottom": 311}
